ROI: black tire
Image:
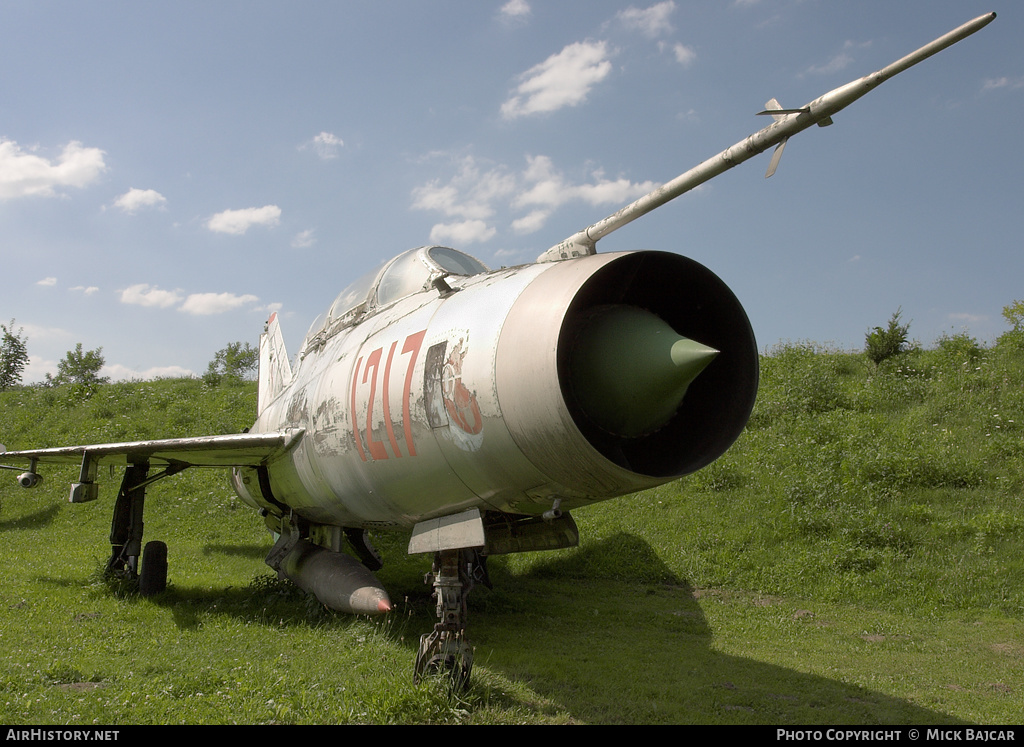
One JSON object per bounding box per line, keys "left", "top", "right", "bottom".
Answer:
{"left": 139, "top": 540, "right": 168, "bottom": 597}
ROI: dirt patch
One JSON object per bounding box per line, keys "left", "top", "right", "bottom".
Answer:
{"left": 991, "top": 642, "right": 1022, "bottom": 657}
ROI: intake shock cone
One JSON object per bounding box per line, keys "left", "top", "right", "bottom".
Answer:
{"left": 569, "top": 304, "right": 719, "bottom": 438}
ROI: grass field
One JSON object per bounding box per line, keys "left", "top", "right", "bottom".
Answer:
{"left": 0, "top": 327, "right": 1021, "bottom": 724}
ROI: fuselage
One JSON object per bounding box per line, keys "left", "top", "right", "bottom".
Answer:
{"left": 231, "top": 247, "right": 758, "bottom": 532}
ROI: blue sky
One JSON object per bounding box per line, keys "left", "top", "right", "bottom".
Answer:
{"left": 2, "top": 0, "right": 1020, "bottom": 383}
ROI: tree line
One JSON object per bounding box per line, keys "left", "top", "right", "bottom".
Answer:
{"left": 0, "top": 319, "right": 257, "bottom": 392}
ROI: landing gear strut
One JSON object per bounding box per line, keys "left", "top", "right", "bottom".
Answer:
{"left": 106, "top": 460, "right": 184, "bottom": 596}
{"left": 413, "top": 548, "right": 489, "bottom": 689}
{"left": 107, "top": 463, "right": 150, "bottom": 579}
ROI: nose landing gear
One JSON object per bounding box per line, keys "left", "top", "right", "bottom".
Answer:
{"left": 413, "top": 548, "right": 489, "bottom": 690}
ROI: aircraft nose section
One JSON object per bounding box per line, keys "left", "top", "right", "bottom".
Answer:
{"left": 569, "top": 305, "right": 719, "bottom": 438}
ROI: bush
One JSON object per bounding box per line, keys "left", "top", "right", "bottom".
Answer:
{"left": 934, "top": 331, "right": 983, "bottom": 363}
{"left": 865, "top": 309, "right": 912, "bottom": 364}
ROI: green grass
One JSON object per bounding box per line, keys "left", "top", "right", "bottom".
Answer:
{"left": 0, "top": 333, "right": 1021, "bottom": 724}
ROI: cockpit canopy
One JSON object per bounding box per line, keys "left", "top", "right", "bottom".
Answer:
{"left": 302, "top": 246, "right": 489, "bottom": 353}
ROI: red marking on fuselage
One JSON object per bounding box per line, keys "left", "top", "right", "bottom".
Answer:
{"left": 382, "top": 341, "right": 402, "bottom": 457}
{"left": 442, "top": 342, "right": 483, "bottom": 436}
{"left": 401, "top": 330, "right": 426, "bottom": 456}
{"left": 362, "top": 348, "right": 388, "bottom": 460}
{"left": 351, "top": 329, "right": 427, "bottom": 462}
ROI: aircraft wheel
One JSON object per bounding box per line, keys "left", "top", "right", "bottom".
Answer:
{"left": 139, "top": 540, "right": 168, "bottom": 597}
{"left": 425, "top": 653, "right": 471, "bottom": 692}
{"left": 415, "top": 631, "right": 472, "bottom": 691}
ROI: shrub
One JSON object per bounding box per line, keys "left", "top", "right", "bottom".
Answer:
{"left": 865, "top": 308, "right": 912, "bottom": 364}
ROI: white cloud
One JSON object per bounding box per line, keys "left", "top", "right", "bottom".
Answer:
{"left": 305, "top": 131, "right": 344, "bottom": 160}
{"left": 807, "top": 53, "right": 853, "bottom": 76}
{"left": 499, "top": 0, "right": 531, "bottom": 24}
{"left": 71, "top": 285, "right": 100, "bottom": 295}
{"left": 412, "top": 181, "right": 460, "bottom": 215}
{"left": 104, "top": 363, "right": 195, "bottom": 381}
{"left": 672, "top": 42, "right": 696, "bottom": 67}
{"left": 179, "top": 291, "right": 260, "bottom": 315}
{"left": 805, "top": 41, "right": 871, "bottom": 77}
{"left": 412, "top": 156, "right": 519, "bottom": 244}
{"left": 11, "top": 327, "right": 70, "bottom": 383}
{"left": 510, "top": 209, "right": 550, "bottom": 235}
{"left": 18, "top": 323, "right": 72, "bottom": 342}
{"left": 291, "top": 229, "right": 316, "bottom": 248}
{"left": 120, "top": 283, "right": 184, "bottom": 308}
{"left": 0, "top": 139, "right": 107, "bottom": 200}
{"left": 678, "top": 109, "right": 699, "bottom": 124}
{"left": 575, "top": 177, "right": 658, "bottom": 205}
{"left": 207, "top": 205, "right": 282, "bottom": 235}
{"left": 36, "top": 277, "right": 57, "bottom": 287}
{"left": 617, "top": 2, "right": 676, "bottom": 38}
{"left": 118, "top": 282, "right": 262, "bottom": 316}
{"left": 501, "top": 40, "right": 613, "bottom": 119}
{"left": 412, "top": 152, "right": 658, "bottom": 238}
{"left": 429, "top": 220, "right": 497, "bottom": 245}
{"left": 23, "top": 358, "right": 58, "bottom": 384}
{"left": 983, "top": 76, "right": 1024, "bottom": 92}
{"left": 411, "top": 156, "right": 515, "bottom": 220}
{"left": 113, "top": 187, "right": 167, "bottom": 213}
{"left": 510, "top": 155, "right": 658, "bottom": 232}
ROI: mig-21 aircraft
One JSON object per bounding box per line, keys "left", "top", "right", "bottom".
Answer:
{"left": 1, "top": 13, "right": 996, "bottom": 687}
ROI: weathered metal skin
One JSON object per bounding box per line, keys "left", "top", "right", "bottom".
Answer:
{"left": 5, "top": 10, "right": 994, "bottom": 547}
{"left": 232, "top": 249, "right": 758, "bottom": 530}
{"left": 497, "top": 251, "right": 758, "bottom": 509}
{"left": 0, "top": 12, "right": 997, "bottom": 688}
{"left": 233, "top": 259, "right": 544, "bottom": 527}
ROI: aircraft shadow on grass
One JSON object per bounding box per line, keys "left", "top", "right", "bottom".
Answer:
{"left": 0, "top": 500, "right": 971, "bottom": 724}
{"left": 466, "top": 534, "right": 968, "bottom": 725}
{"left": 137, "top": 533, "right": 967, "bottom": 725}
{"left": 0, "top": 503, "right": 61, "bottom": 532}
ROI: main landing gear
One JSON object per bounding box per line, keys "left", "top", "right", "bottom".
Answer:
{"left": 413, "top": 548, "right": 489, "bottom": 690}
{"left": 104, "top": 461, "right": 183, "bottom": 596}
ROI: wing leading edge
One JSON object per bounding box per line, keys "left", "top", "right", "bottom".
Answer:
{"left": 1, "top": 430, "right": 304, "bottom": 504}
{"left": 0, "top": 430, "right": 304, "bottom": 469}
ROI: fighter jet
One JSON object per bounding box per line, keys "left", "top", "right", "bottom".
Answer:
{"left": 0, "top": 13, "right": 995, "bottom": 687}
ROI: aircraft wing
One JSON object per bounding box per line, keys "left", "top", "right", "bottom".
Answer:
{"left": 0, "top": 430, "right": 303, "bottom": 470}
